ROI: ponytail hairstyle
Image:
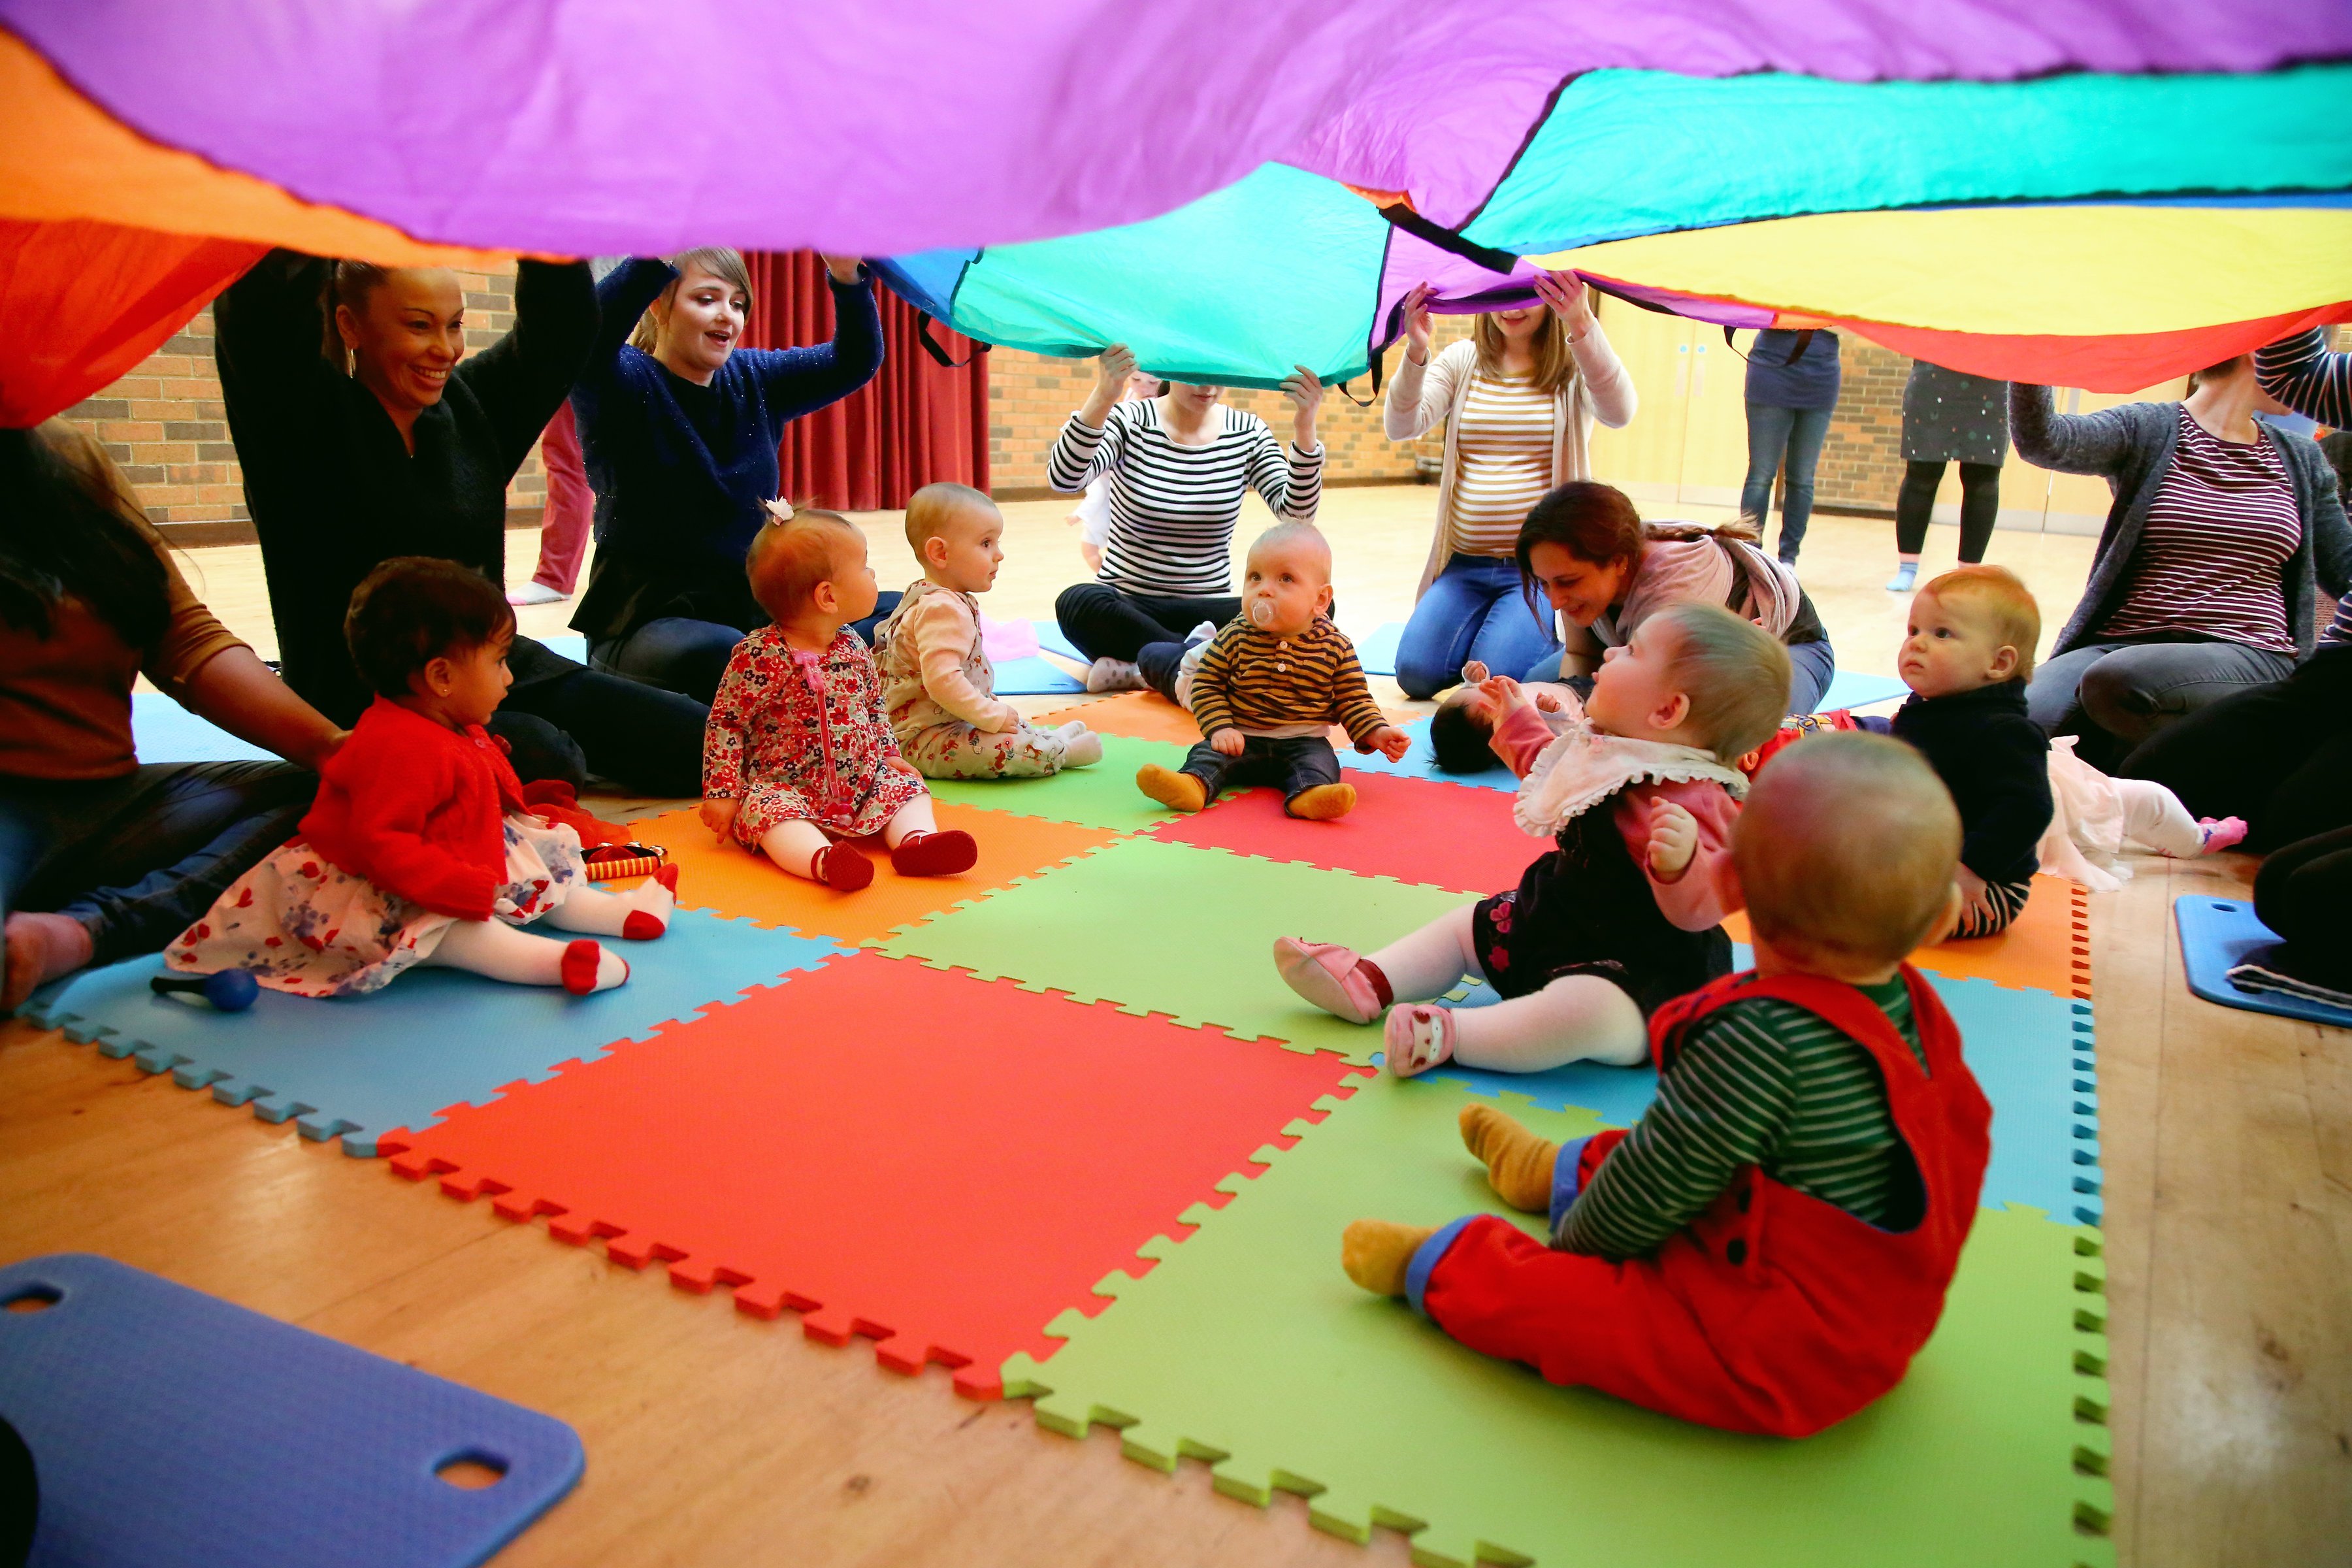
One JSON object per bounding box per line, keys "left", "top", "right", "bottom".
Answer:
{"left": 629, "top": 247, "right": 757, "bottom": 354}
{"left": 321, "top": 260, "right": 393, "bottom": 372}
{"left": 0, "top": 423, "right": 171, "bottom": 649}
{"left": 1513, "top": 480, "right": 1647, "bottom": 615}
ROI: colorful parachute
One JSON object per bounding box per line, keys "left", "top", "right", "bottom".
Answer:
{"left": 1, "top": 0, "right": 2348, "bottom": 421}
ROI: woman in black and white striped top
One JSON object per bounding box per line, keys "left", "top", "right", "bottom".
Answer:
{"left": 1050, "top": 344, "right": 1325, "bottom": 691}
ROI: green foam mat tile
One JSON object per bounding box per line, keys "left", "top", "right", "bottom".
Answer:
{"left": 925, "top": 734, "right": 1193, "bottom": 832}
{"left": 875, "top": 838, "right": 1473, "bottom": 1064}
{"left": 1002, "top": 1074, "right": 2113, "bottom": 1568}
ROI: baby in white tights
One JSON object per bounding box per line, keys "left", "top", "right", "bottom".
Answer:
{"left": 1275, "top": 603, "right": 1791, "bottom": 1077}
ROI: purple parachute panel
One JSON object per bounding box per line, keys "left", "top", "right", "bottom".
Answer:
{"left": 5, "top": 0, "right": 2345, "bottom": 257}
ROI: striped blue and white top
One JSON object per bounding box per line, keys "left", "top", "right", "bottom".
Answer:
{"left": 1047, "top": 399, "right": 1322, "bottom": 598}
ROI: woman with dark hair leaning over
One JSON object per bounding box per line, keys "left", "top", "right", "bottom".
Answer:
{"left": 215, "top": 249, "right": 710, "bottom": 797}
{"left": 1, "top": 423, "right": 341, "bottom": 1007}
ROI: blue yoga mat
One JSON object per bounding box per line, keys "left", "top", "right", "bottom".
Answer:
{"left": 2175, "top": 895, "right": 2352, "bottom": 1029}
{"left": 1820, "top": 669, "right": 1909, "bottom": 710}
{"left": 20, "top": 913, "right": 847, "bottom": 1156}
{"left": 990, "top": 655, "right": 1086, "bottom": 695}
{"left": 1427, "top": 958, "right": 2100, "bottom": 1225}
{"left": 131, "top": 694, "right": 274, "bottom": 765}
{"left": 1032, "top": 619, "right": 1084, "bottom": 662}
{"left": 1350, "top": 621, "right": 1405, "bottom": 678}
{"left": 0, "top": 1253, "right": 582, "bottom": 1568}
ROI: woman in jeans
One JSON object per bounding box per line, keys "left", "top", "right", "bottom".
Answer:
{"left": 1, "top": 423, "right": 341, "bottom": 1007}
{"left": 2014, "top": 361, "right": 2351, "bottom": 771}
{"left": 1381, "top": 272, "right": 1637, "bottom": 699}
{"left": 1739, "top": 327, "right": 1839, "bottom": 566}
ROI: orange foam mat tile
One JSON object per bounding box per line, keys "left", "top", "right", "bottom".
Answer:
{"left": 1037, "top": 691, "right": 1201, "bottom": 745}
{"left": 1727, "top": 874, "right": 2089, "bottom": 997}
{"left": 625, "top": 802, "right": 1119, "bottom": 945}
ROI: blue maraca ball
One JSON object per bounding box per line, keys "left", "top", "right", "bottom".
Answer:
{"left": 203, "top": 968, "right": 261, "bottom": 1012}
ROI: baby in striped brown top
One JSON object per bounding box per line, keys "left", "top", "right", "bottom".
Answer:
{"left": 1135, "top": 524, "right": 1411, "bottom": 820}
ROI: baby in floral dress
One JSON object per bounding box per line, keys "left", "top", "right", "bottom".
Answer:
{"left": 701, "top": 508, "right": 981, "bottom": 891}
{"left": 169, "top": 558, "right": 675, "bottom": 998}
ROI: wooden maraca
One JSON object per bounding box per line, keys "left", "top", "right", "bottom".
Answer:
{"left": 148, "top": 969, "right": 261, "bottom": 1012}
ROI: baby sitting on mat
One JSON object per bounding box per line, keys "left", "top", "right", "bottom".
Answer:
{"left": 700, "top": 506, "right": 979, "bottom": 892}
{"left": 1343, "top": 732, "right": 1991, "bottom": 1438}
{"left": 1135, "top": 523, "right": 1411, "bottom": 820}
{"left": 872, "top": 482, "right": 1103, "bottom": 779}
{"left": 1276, "top": 602, "right": 1787, "bottom": 1075}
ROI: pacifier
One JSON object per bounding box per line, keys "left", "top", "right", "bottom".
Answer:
{"left": 1249, "top": 598, "right": 1277, "bottom": 627}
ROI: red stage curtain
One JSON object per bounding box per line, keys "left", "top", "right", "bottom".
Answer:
{"left": 0, "top": 218, "right": 263, "bottom": 427}
{"left": 743, "top": 252, "right": 989, "bottom": 510}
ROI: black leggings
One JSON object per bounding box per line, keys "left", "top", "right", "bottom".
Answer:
{"left": 2119, "top": 645, "right": 2352, "bottom": 853}
{"left": 1055, "top": 583, "right": 1240, "bottom": 664}
{"left": 1895, "top": 460, "right": 2001, "bottom": 561}
{"left": 2252, "top": 825, "right": 2352, "bottom": 991}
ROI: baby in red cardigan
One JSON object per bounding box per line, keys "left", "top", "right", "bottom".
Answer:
{"left": 169, "top": 559, "right": 674, "bottom": 996}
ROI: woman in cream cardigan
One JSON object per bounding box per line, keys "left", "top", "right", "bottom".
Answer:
{"left": 1382, "top": 270, "right": 1637, "bottom": 698}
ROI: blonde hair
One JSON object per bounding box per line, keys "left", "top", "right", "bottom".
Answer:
{"left": 746, "top": 503, "right": 858, "bottom": 621}
{"left": 1738, "top": 732, "right": 1961, "bottom": 968}
{"left": 1247, "top": 521, "right": 1332, "bottom": 583}
{"left": 1653, "top": 602, "right": 1791, "bottom": 762}
{"left": 904, "top": 482, "right": 996, "bottom": 553}
{"left": 630, "top": 247, "right": 756, "bottom": 354}
{"left": 1919, "top": 564, "right": 2041, "bottom": 680}
{"left": 1471, "top": 291, "right": 1588, "bottom": 396}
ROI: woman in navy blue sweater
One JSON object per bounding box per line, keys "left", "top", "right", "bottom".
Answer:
{"left": 570, "top": 249, "right": 884, "bottom": 702}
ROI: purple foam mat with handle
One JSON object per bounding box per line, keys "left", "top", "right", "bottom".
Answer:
{"left": 0, "top": 1253, "right": 583, "bottom": 1568}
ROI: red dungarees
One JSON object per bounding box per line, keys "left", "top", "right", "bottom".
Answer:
{"left": 1420, "top": 966, "right": 1991, "bottom": 1437}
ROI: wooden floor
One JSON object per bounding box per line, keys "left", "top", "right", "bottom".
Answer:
{"left": 8, "top": 492, "right": 2347, "bottom": 1565}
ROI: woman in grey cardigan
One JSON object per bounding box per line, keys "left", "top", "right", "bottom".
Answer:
{"left": 2012, "top": 359, "right": 2351, "bottom": 769}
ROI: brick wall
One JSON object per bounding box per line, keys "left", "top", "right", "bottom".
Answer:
{"left": 1816, "top": 339, "right": 1912, "bottom": 512}
{"left": 58, "top": 265, "right": 546, "bottom": 543}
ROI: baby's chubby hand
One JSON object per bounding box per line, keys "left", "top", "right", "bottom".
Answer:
{"left": 1477, "top": 674, "right": 1531, "bottom": 717}
{"left": 1209, "top": 727, "right": 1247, "bottom": 757}
{"left": 1646, "top": 800, "right": 1699, "bottom": 881}
{"left": 700, "top": 796, "right": 740, "bottom": 841}
{"left": 1460, "top": 660, "right": 1490, "bottom": 685}
{"left": 1369, "top": 724, "right": 1412, "bottom": 762}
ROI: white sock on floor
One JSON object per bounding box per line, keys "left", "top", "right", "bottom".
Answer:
{"left": 542, "top": 879, "right": 674, "bottom": 936}
{"left": 1061, "top": 728, "right": 1103, "bottom": 767}
{"left": 423, "top": 919, "right": 625, "bottom": 990}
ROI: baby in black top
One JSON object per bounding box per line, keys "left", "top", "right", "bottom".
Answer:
{"left": 1875, "top": 566, "right": 2054, "bottom": 937}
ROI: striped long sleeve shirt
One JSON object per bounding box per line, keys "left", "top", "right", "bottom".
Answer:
{"left": 1047, "top": 400, "right": 1323, "bottom": 597}
{"left": 2255, "top": 328, "right": 2352, "bottom": 428}
{"left": 1556, "top": 976, "right": 1928, "bottom": 1260}
{"left": 1188, "top": 617, "right": 1388, "bottom": 746}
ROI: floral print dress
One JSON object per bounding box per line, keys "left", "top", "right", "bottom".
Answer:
{"left": 165, "top": 815, "right": 591, "bottom": 998}
{"left": 704, "top": 625, "right": 927, "bottom": 845}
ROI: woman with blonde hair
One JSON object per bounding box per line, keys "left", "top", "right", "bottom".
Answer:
{"left": 570, "top": 247, "right": 883, "bottom": 702}
{"left": 1380, "top": 270, "right": 1637, "bottom": 699}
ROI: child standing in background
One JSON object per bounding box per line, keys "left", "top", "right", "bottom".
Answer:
{"left": 701, "top": 508, "right": 978, "bottom": 892}
{"left": 1134, "top": 523, "right": 1411, "bottom": 821}
{"left": 873, "top": 483, "right": 1103, "bottom": 778}
{"left": 1343, "top": 734, "right": 1990, "bottom": 1439}
{"left": 1277, "top": 604, "right": 1789, "bottom": 1076}
{"left": 169, "top": 559, "right": 673, "bottom": 998}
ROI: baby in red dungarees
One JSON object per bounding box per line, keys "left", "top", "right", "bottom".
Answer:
{"left": 699, "top": 507, "right": 979, "bottom": 891}
{"left": 1343, "top": 732, "right": 1993, "bottom": 1438}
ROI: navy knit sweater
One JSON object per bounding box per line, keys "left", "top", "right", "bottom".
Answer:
{"left": 570, "top": 258, "right": 883, "bottom": 643}
{"left": 1889, "top": 678, "right": 2054, "bottom": 886}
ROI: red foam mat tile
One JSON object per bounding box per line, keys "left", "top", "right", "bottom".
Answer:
{"left": 387, "top": 951, "right": 1367, "bottom": 1397}
{"left": 1147, "top": 770, "right": 1536, "bottom": 894}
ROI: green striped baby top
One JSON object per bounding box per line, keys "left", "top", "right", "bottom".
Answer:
{"left": 1556, "top": 975, "right": 1927, "bottom": 1260}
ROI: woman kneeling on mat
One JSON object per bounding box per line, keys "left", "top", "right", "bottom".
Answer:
{"left": 169, "top": 560, "right": 678, "bottom": 999}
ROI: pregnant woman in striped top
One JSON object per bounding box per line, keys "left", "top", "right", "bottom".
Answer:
{"left": 1048, "top": 344, "right": 1326, "bottom": 693}
{"left": 1382, "top": 270, "right": 1637, "bottom": 700}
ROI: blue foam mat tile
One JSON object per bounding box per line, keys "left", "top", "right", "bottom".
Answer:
{"left": 1337, "top": 717, "right": 1515, "bottom": 792}
{"left": 1426, "top": 962, "right": 2097, "bottom": 1224}
{"left": 1819, "top": 669, "right": 1909, "bottom": 711}
{"left": 990, "top": 654, "right": 1086, "bottom": 695}
{"left": 16, "top": 910, "right": 847, "bottom": 1156}
{"left": 2175, "top": 895, "right": 2352, "bottom": 1029}
{"left": 1350, "top": 620, "right": 1405, "bottom": 678}
{"left": 0, "top": 1253, "right": 581, "bottom": 1568}
{"left": 131, "top": 693, "right": 274, "bottom": 764}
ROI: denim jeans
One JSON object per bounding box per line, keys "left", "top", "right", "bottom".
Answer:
{"left": 1740, "top": 403, "right": 1833, "bottom": 564}
{"left": 1393, "top": 555, "right": 1560, "bottom": 700}
{"left": 2027, "top": 635, "right": 2297, "bottom": 771}
{"left": 1177, "top": 734, "right": 1343, "bottom": 810}
{"left": 0, "top": 760, "right": 316, "bottom": 968}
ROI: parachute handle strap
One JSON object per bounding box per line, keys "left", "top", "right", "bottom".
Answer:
{"left": 915, "top": 312, "right": 990, "bottom": 369}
